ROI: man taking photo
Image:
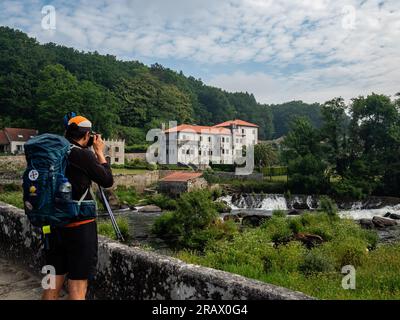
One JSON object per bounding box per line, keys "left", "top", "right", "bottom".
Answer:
{"left": 42, "top": 115, "right": 113, "bottom": 300}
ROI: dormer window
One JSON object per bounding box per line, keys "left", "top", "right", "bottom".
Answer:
{"left": 18, "top": 134, "right": 23, "bottom": 138}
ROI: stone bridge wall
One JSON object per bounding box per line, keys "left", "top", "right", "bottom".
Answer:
{"left": 0, "top": 201, "right": 312, "bottom": 300}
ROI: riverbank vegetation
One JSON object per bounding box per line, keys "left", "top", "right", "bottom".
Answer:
{"left": 0, "top": 184, "right": 23, "bottom": 209}
{"left": 151, "top": 189, "right": 399, "bottom": 299}
{"left": 97, "top": 216, "right": 130, "bottom": 241}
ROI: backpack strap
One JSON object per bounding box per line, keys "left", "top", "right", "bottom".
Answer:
{"left": 69, "top": 143, "right": 98, "bottom": 209}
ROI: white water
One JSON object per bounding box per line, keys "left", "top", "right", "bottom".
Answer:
{"left": 219, "top": 194, "right": 287, "bottom": 211}
{"left": 339, "top": 205, "right": 400, "bottom": 220}
{"left": 219, "top": 194, "right": 400, "bottom": 220}
{"left": 260, "top": 195, "right": 287, "bottom": 210}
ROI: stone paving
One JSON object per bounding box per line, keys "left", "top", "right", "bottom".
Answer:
{"left": 0, "top": 257, "right": 42, "bottom": 300}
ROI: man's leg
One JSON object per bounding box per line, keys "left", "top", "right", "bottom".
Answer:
{"left": 68, "top": 279, "right": 88, "bottom": 300}
{"left": 42, "top": 275, "right": 66, "bottom": 300}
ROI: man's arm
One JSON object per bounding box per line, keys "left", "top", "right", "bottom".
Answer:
{"left": 86, "top": 135, "right": 114, "bottom": 188}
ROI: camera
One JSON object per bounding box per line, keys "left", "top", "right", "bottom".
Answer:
{"left": 87, "top": 131, "right": 99, "bottom": 147}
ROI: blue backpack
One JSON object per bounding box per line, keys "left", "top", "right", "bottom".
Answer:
{"left": 23, "top": 134, "right": 97, "bottom": 229}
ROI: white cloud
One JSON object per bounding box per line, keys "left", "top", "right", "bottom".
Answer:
{"left": 0, "top": 0, "right": 399, "bottom": 103}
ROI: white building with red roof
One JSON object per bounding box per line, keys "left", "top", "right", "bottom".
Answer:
{"left": 0, "top": 128, "right": 38, "bottom": 154}
{"left": 163, "top": 120, "right": 259, "bottom": 166}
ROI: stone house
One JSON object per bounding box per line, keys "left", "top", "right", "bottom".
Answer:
{"left": 0, "top": 128, "right": 38, "bottom": 154}
{"left": 158, "top": 172, "right": 208, "bottom": 197}
{"left": 104, "top": 139, "right": 125, "bottom": 165}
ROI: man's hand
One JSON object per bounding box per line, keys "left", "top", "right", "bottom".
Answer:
{"left": 92, "top": 134, "right": 107, "bottom": 164}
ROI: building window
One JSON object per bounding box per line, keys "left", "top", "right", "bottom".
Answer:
{"left": 226, "top": 137, "right": 229, "bottom": 143}
{"left": 236, "top": 138, "right": 239, "bottom": 143}
{"left": 115, "top": 158, "right": 119, "bottom": 163}
{"left": 17, "top": 145, "right": 23, "bottom": 151}
{"left": 253, "top": 129, "right": 256, "bottom": 134}
{"left": 199, "top": 150, "right": 202, "bottom": 156}
{"left": 200, "top": 136, "right": 203, "bottom": 142}
{"left": 115, "top": 147, "right": 119, "bottom": 152}
{"left": 222, "top": 137, "right": 225, "bottom": 143}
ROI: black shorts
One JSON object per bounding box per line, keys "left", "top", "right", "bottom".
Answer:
{"left": 45, "top": 221, "right": 98, "bottom": 280}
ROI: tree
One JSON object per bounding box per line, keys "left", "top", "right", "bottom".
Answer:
{"left": 254, "top": 143, "right": 278, "bottom": 170}
{"left": 320, "top": 97, "right": 350, "bottom": 178}
{"left": 36, "top": 64, "right": 119, "bottom": 136}
{"left": 283, "top": 118, "right": 328, "bottom": 194}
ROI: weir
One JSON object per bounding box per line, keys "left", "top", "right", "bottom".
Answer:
{"left": 0, "top": 201, "right": 312, "bottom": 300}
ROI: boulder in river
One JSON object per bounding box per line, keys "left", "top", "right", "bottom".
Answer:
{"left": 138, "top": 205, "right": 162, "bottom": 213}
{"left": 359, "top": 219, "right": 374, "bottom": 229}
{"left": 384, "top": 212, "right": 391, "bottom": 218}
{"left": 372, "top": 216, "right": 398, "bottom": 228}
{"left": 389, "top": 213, "right": 400, "bottom": 220}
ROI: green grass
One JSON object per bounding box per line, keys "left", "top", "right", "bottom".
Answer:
{"left": 176, "top": 213, "right": 400, "bottom": 300}
{"left": 112, "top": 168, "right": 148, "bottom": 175}
{"left": 0, "top": 191, "right": 23, "bottom": 209}
{"left": 264, "top": 175, "right": 288, "bottom": 182}
{"left": 97, "top": 216, "right": 131, "bottom": 241}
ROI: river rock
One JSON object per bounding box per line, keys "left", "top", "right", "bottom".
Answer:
{"left": 138, "top": 205, "right": 162, "bottom": 213}
{"left": 294, "top": 233, "right": 324, "bottom": 249}
{"left": 359, "top": 219, "right": 374, "bottom": 229}
{"left": 384, "top": 212, "right": 391, "bottom": 218}
{"left": 288, "top": 209, "right": 301, "bottom": 216}
{"left": 389, "top": 213, "right": 400, "bottom": 220}
{"left": 119, "top": 204, "right": 130, "bottom": 210}
{"left": 223, "top": 214, "right": 241, "bottom": 223}
{"left": 372, "top": 216, "right": 398, "bottom": 228}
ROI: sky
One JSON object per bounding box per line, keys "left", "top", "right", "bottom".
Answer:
{"left": 0, "top": 0, "right": 399, "bottom": 104}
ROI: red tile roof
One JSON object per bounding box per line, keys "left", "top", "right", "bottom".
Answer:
{"left": 213, "top": 120, "right": 259, "bottom": 128}
{"left": 160, "top": 172, "right": 204, "bottom": 182}
{"left": 0, "top": 128, "right": 38, "bottom": 143}
{"left": 165, "top": 124, "right": 230, "bottom": 135}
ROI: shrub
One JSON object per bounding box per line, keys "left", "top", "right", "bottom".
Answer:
{"left": 318, "top": 196, "right": 338, "bottom": 217}
{"left": 214, "top": 201, "right": 231, "bottom": 213}
{"left": 145, "top": 194, "right": 177, "bottom": 211}
{"left": 261, "top": 216, "right": 293, "bottom": 245}
{"left": 125, "top": 158, "right": 157, "bottom": 171}
{"left": 152, "top": 190, "right": 229, "bottom": 251}
{"left": 152, "top": 212, "right": 183, "bottom": 245}
{"left": 272, "top": 210, "right": 287, "bottom": 218}
{"left": 288, "top": 219, "right": 303, "bottom": 234}
{"left": 299, "top": 250, "right": 335, "bottom": 275}
{"left": 326, "top": 238, "right": 368, "bottom": 268}
{"left": 263, "top": 242, "right": 306, "bottom": 273}
{"left": 97, "top": 216, "right": 130, "bottom": 241}
{"left": 114, "top": 186, "right": 138, "bottom": 206}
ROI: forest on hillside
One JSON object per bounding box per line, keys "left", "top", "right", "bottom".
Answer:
{"left": 0, "top": 26, "right": 322, "bottom": 146}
